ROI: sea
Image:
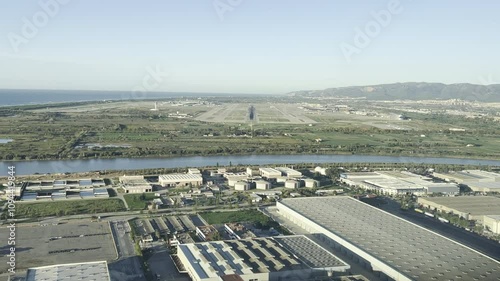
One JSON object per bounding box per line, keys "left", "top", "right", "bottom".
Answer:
{"left": 0, "top": 89, "right": 259, "bottom": 107}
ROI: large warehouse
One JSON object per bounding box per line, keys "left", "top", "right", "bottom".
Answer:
{"left": 275, "top": 167, "right": 302, "bottom": 178}
{"left": 119, "top": 175, "right": 153, "bottom": 193}
{"left": 159, "top": 173, "right": 203, "bottom": 187}
{"left": 433, "top": 170, "right": 500, "bottom": 192}
{"left": 340, "top": 171, "right": 459, "bottom": 195}
{"left": 25, "top": 261, "right": 111, "bottom": 281}
{"left": 177, "top": 235, "right": 350, "bottom": 281}
{"left": 417, "top": 196, "right": 500, "bottom": 222}
{"left": 259, "top": 168, "right": 282, "bottom": 179}
{"left": 276, "top": 197, "right": 500, "bottom": 281}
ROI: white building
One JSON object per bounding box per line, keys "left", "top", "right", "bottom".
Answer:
{"left": 483, "top": 215, "right": 500, "bottom": 234}
{"left": 340, "top": 171, "right": 458, "bottom": 195}
{"left": 276, "top": 197, "right": 500, "bottom": 281}
{"left": 255, "top": 180, "right": 271, "bottom": 190}
{"left": 303, "top": 179, "right": 320, "bottom": 188}
{"left": 285, "top": 180, "right": 301, "bottom": 189}
{"left": 119, "top": 175, "right": 153, "bottom": 194}
{"left": 259, "top": 168, "right": 282, "bottom": 179}
{"left": 227, "top": 176, "right": 247, "bottom": 187}
{"left": 188, "top": 168, "right": 202, "bottom": 175}
{"left": 314, "top": 166, "right": 329, "bottom": 176}
{"left": 275, "top": 167, "right": 302, "bottom": 178}
{"left": 234, "top": 181, "right": 251, "bottom": 191}
{"left": 246, "top": 167, "right": 259, "bottom": 177}
{"left": 433, "top": 170, "right": 500, "bottom": 192}
{"left": 25, "top": 261, "right": 111, "bottom": 281}
{"left": 159, "top": 173, "right": 203, "bottom": 187}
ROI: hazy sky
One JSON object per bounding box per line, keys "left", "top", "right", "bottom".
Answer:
{"left": 1, "top": 0, "right": 499, "bottom": 94}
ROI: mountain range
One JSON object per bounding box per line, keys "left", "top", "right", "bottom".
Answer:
{"left": 288, "top": 82, "right": 500, "bottom": 102}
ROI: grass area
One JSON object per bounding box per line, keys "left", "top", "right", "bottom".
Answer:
{"left": 200, "top": 209, "right": 292, "bottom": 234}
{"left": 123, "top": 193, "right": 158, "bottom": 210}
{"left": 8, "top": 199, "right": 126, "bottom": 219}
{"left": 1, "top": 99, "right": 499, "bottom": 161}
{"left": 200, "top": 209, "right": 268, "bottom": 224}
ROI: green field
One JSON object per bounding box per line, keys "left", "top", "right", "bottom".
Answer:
{"left": 1, "top": 98, "right": 499, "bottom": 161}
{"left": 123, "top": 193, "right": 158, "bottom": 210}
{"left": 201, "top": 210, "right": 292, "bottom": 234}
{"left": 8, "top": 199, "right": 126, "bottom": 219}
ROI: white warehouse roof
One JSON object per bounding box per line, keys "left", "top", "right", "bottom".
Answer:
{"left": 159, "top": 173, "right": 203, "bottom": 181}
{"left": 277, "top": 197, "right": 500, "bottom": 281}
{"left": 25, "top": 261, "right": 111, "bottom": 281}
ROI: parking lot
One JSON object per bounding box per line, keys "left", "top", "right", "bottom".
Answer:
{"left": 146, "top": 245, "right": 190, "bottom": 281}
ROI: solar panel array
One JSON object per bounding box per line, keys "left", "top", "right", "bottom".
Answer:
{"left": 274, "top": 235, "right": 348, "bottom": 269}
{"left": 178, "top": 236, "right": 350, "bottom": 280}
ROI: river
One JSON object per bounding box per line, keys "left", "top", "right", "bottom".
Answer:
{"left": 1, "top": 154, "right": 500, "bottom": 175}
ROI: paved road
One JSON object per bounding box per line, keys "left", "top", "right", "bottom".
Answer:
{"left": 108, "top": 221, "right": 146, "bottom": 281}
{"left": 374, "top": 197, "right": 500, "bottom": 261}
{"left": 3, "top": 204, "right": 273, "bottom": 228}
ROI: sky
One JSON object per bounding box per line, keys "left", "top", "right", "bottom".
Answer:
{"left": 0, "top": 0, "right": 499, "bottom": 94}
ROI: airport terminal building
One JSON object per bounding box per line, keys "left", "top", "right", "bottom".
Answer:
{"left": 276, "top": 197, "right": 500, "bottom": 281}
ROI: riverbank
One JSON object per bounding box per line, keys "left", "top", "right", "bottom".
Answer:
{"left": 2, "top": 159, "right": 498, "bottom": 181}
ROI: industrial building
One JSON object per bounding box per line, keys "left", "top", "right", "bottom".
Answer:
{"left": 285, "top": 180, "right": 301, "bottom": 189}
{"left": 340, "top": 171, "right": 459, "bottom": 195}
{"left": 234, "top": 181, "right": 251, "bottom": 191}
{"left": 255, "top": 180, "right": 271, "bottom": 190}
{"left": 417, "top": 196, "right": 500, "bottom": 223}
{"left": 259, "top": 168, "right": 282, "bottom": 179}
{"left": 303, "top": 178, "right": 320, "bottom": 188}
{"left": 483, "top": 215, "right": 500, "bottom": 234}
{"left": 224, "top": 223, "right": 256, "bottom": 240}
{"left": 159, "top": 173, "right": 203, "bottom": 187}
{"left": 433, "top": 170, "right": 500, "bottom": 192}
{"left": 314, "top": 166, "right": 329, "bottom": 176}
{"left": 177, "top": 236, "right": 350, "bottom": 281}
{"left": 119, "top": 175, "right": 152, "bottom": 193}
{"left": 276, "top": 197, "right": 500, "bottom": 281}
{"left": 225, "top": 173, "right": 249, "bottom": 187}
{"left": 275, "top": 167, "right": 302, "bottom": 178}
{"left": 19, "top": 178, "right": 109, "bottom": 201}
{"left": 246, "top": 167, "right": 259, "bottom": 177}
{"left": 188, "top": 168, "right": 202, "bottom": 174}
{"left": 25, "top": 261, "right": 111, "bottom": 281}
{"left": 196, "top": 225, "right": 219, "bottom": 241}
